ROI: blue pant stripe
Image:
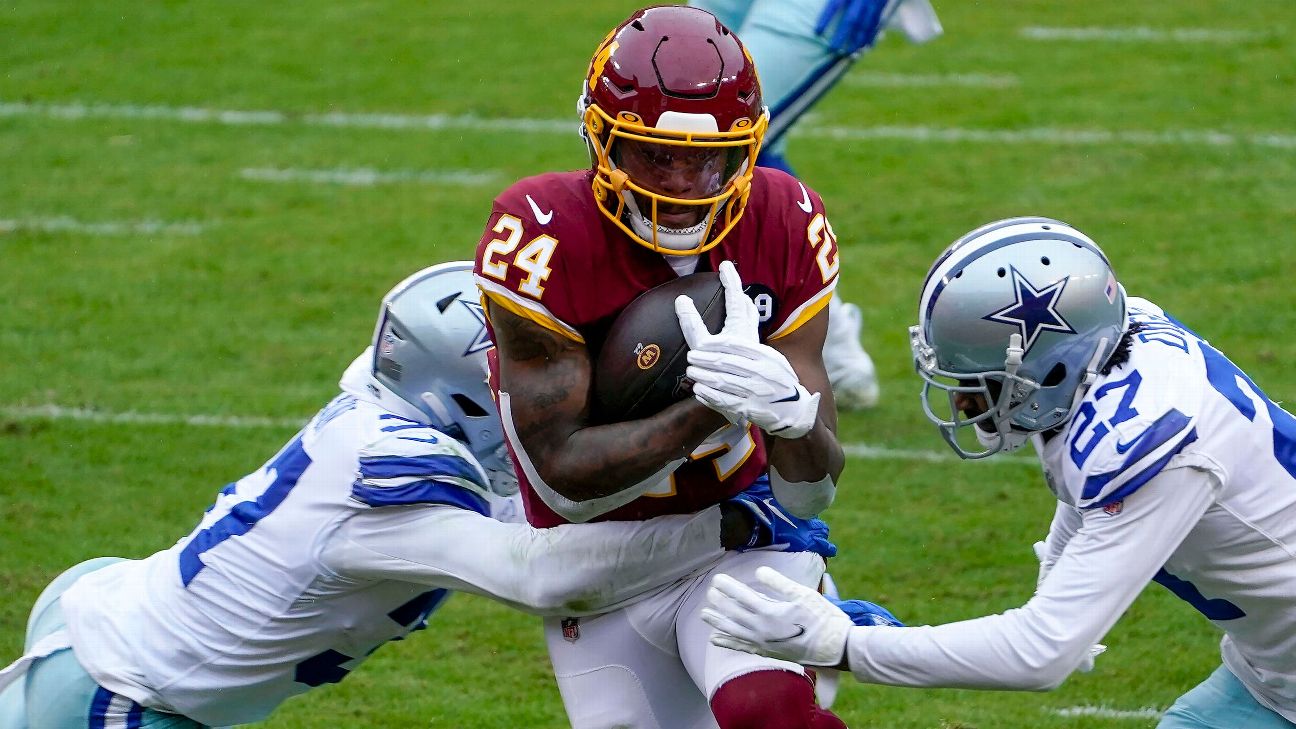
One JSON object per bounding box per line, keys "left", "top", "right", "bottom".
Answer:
{"left": 88, "top": 686, "right": 145, "bottom": 728}
{"left": 765, "top": 54, "right": 855, "bottom": 150}
{"left": 88, "top": 687, "right": 114, "bottom": 728}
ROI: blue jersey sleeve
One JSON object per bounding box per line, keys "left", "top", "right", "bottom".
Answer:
{"left": 350, "top": 414, "right": 491, "bottom": 515}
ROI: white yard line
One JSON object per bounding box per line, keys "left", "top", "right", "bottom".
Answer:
{"left": 240, "top": 166, "right": 502, "bottom": 187}
{"left": 845, "top": 71, "right": 1019, "bottom": 89}
{"left": 4, "top": 99, "right": 1294, "bottom": 151}
{"left": 1051, "top": 705, "right": 1164, "bottom": 720}
{"left": 1020, "top": 26, "right": 1259, "bottom": 43}
{"left": 0, "top": 216, "right": 205, "bottom": 236}
{"left": 0, "top": 100, "right": 571, "bottom": 134}
{"left": 812, "top": 124, "right": 1296, "bottom": 150}
{"left": 1, "top": 404, "right": 305, "bottom": 430}
{"left": 1, "top": 403, "right": 1032, "bottom": 465}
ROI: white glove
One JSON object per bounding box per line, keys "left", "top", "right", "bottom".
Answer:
{"left": 701, "top": 566, "right": 852, "bottom": 667}
{"left": 1033, "top": 541, "right": 1107, "bottom": 672}
{"left": 675, "top": 261, "right": 820, "bottom": 439}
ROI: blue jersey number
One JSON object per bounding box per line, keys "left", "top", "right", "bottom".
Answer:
{"left": 178, "top": 435, "right": 313, "bottom": 586}
{"left": 1069, "top": 370, "right": 1143, "bottom": 469}
{"left": 294, "top": 590, "right": 450, "bottom": 687}
{"left": 1202, "top": 343, "right": 1296, "bottom": 480}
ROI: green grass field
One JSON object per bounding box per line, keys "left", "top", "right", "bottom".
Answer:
{"left": 2, "top": 1, "right": 1293, "bottom": 726}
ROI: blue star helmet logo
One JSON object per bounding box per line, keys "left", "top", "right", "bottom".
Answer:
{"left": 983, "top": 268, "right": 1076, "bottom": 352}
{"left": 459, "top": 299, "right": 494, "bottom": 356}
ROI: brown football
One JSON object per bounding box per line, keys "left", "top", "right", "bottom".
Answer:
{"left": 593, "top": 272, "right": 725, "bottom": 422}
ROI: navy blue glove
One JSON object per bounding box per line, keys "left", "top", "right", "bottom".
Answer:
{"left": 827, "top": 596, "right": 903, "bottom": 627}
{"left": 815, "top": 0, "right": 892, "bottom": 56}
{"left": 728, "top": 480, "right": 838, "bottom": 558}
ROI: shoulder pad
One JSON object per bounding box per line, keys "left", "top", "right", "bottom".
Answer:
{"left": 350, "top": 415, "right": 490, "bottom": 514}
{"left": 1059, "top": 363, "right": 1202, "bottom": 509}
{"left": 475, "top": 173, "right": 591, "bottom": 340}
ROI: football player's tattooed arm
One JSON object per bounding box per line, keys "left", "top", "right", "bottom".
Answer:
{"left": 767, "top": 309, "right": 844, "bottom": 514}
{"left": 491, "top": 303, "right": 727, "bottom": 518}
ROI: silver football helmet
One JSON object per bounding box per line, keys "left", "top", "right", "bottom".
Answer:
{"left": 909, "top": 217, "right": 1128, "bottom": 459}
{"left": 372, "top": 261, "right": 517, "bottom": 495}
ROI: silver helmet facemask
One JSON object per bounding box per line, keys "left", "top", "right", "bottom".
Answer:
{"left": 911, "top": 217, "right": 1128, "bottom": 459}
{"left": 371, "top": 261, "right": 517, "bottom": 495}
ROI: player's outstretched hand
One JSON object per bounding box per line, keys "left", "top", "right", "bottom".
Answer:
{"left": 728, "top": 481, "right": 837, "bottom": 558}
{"left": 815, "top": 0, "right": 892, "bottom": 56}
{"left": 702, "top": 566, "right": 854, "bottom": 666}
{"left": 675, "top": 261, "right": 820, "bottom": 439}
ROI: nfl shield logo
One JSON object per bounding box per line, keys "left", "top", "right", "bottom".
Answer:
{"left": 1103, "top": 500, "right": 1124, "bottom": 516}
{"left": 561, "top": 618, "right": 580, "bottom": 643}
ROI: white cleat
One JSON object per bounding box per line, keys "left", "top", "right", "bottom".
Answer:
{"left": 823, "top": 296, "right": 880, "bottom": 410}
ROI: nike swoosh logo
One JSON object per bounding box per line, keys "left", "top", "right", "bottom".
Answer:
{"left": 772, "top": 389, "right": 801, "bottom": 403}
{"left": 769, "top": 623, "right": 807, "bottom": 643}
{"left": 526, "top": 194, "right": 553, "bottom": 225}
{"left": 795, "top": 182, "right": 813, "bottom": 214}
{"left": 761, "top": 498, "right": 799, "bottom": 528}
{"left": 1114, "top": 429, "right": 1147, "bottom": 455}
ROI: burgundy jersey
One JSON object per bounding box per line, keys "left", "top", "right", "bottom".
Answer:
{"left": 475, "top": 167, "right": 840, "bottom": 527}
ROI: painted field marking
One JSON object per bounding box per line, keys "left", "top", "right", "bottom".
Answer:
{"left": 812, "top": 124, "right": 1296, "bottom": 150}
{"left": 1021, "top": 26, "right": 1259, "bottom": 43}
{"left": 0, "top": 404, "right": 1035, "bottom": 465}
{"left": 1, "top": 404, "right": 305, "bottom": 430}
{"left": 1051, "top": 705, "right": 1164, "bottom": 720}
{"left": 240, "top": 166, "right": 502, "bottom": 187}
{"left": 845, "top": 71, "right": 1019, "bottom": 89}
{"left": 4, "top": 100, "right": 1295, "bottom": 151}
{"left": 0, "top": 100, "right": 571, "bottom": 134}
{"left": 0, "top": 216, "right": 205, "bottom": 236}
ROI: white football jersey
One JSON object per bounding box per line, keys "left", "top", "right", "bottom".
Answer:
{"left": 1039, "top": 297, "right": 1296, "bottom": 718}
{"left": 52, "top": 353, "right": 729, "bottom": 726}
{"left": 59, "top": 388, "right": 491, "bottom": 726}
{"left": 846, "top": 298, "right": 1296, "bottom": 720}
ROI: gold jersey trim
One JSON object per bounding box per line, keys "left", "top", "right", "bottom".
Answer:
{"left": 767, "top": 279, "right": 837, "bottom": 341}
{"left": 476, "top": 277, "right": 585, "bottom": 344}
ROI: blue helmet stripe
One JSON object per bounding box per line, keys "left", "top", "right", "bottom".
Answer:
{"left": 924, "top": 230, "right": 1115, "bottom": 329}
{"left": 765, "top": 54, "right": 854, "bottom": 150}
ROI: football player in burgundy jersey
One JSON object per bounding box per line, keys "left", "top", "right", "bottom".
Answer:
{"left": 474, "top": 6, "right": 848, "bottom": 728}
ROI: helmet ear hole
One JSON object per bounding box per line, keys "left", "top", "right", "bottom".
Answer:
{"left": 1042, "top": 362, "right": 1068, "bottom": 387}
{"left": 452, "top": 393, "right": 489, "bottom": 418}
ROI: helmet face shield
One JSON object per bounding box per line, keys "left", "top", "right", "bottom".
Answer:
{"left": 617, "top": 138, "right": 745, "bottom": 198}
{"left": 585, "top": 104, "right": 764, "bottom": 254}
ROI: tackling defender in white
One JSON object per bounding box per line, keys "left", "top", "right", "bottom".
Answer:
{"left": 0, "top": 261, "right": 833, "bottom": 728}
{"left": 702, "top": 218, "right": 1296, "bottom": 728}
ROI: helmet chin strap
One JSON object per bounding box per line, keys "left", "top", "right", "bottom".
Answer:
{"left": 621, "top": 190, "right": 715, "bottom": 252}
{"left": 976, "top": 422, "right": 1031, "bottom": 453}
{"left": 1062, "top": 335, "right": 1112, "bottom": 425}
{"left": 983, "top": 333, "right": 1031, "bottom": 454}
